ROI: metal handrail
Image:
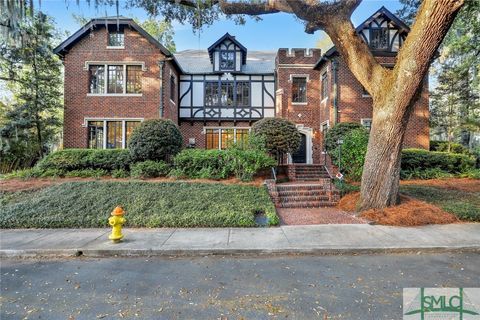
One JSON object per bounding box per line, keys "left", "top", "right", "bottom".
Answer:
{"left": 271, "top": 167, "right": 277, "bottom": 182}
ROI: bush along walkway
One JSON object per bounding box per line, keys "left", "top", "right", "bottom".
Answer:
{"left": 1, "top": 224, "right": 479, "bottom": 258}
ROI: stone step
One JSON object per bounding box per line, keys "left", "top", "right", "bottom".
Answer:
{"left": 279, "top": 201, "right": 336, "bottom": 208}
{"left": 277, "top": 190, "right": 327, "bottom": 197}
{"left": 295, "top": 174, "right": 330, "bottom": 178}
{"left": 280, "top": 195, "right": 330, "bottom": 203}
{"left": 295, "top": 168, "right": 328, "bottom": 173}
{"left": 276, "top": 184, "right": 325, "bottom": 191}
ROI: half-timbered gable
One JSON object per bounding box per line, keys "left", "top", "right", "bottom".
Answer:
{"left": 356, "top": 6, "right": 410, "bottom": 54}
{"left": 175, "top": 35, "right": 276, "bottom": 123}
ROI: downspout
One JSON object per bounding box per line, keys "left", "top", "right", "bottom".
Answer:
{"left": 332, "top": 58, "right": 339, "bottom": 124}
{"left": 159, "top": 60, "right": 165, "bottom": 118}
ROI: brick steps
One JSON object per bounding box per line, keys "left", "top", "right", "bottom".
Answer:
{"left": 280, "top": 195, "right": 330, "bottom": 203}
{"left": 277, "top": 190, "right": 327, "bottom": 197}
{"left": 280, "top": 201, "right": 336, "bottom": 208}
{"left": 291, "top": 165, "right": 330, "bottom": 182}
{"left": 275, "top": 182, "right": 337, "bottom": 208}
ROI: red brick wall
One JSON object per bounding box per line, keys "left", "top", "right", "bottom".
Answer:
{"left": 62, "top": 26, "right": 177, "bottom": 148}
{"left": 276, "top": 48, "right": 323, "bottom": 163}
{"left": 317, "top": 55, "right": 429, "bottom": 150}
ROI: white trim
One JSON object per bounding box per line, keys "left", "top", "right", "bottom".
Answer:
{"left": 278, "top": 64, "right": 316, "bottom": 68}
{"left": 320, "top": 120, "right": 330, "bottom": 132}
{"left": 361, "top": 94, "right": 372, "bottom": 98}
{"left": 84, "top": 61, "right": 146, "bottom": 71}
{"left": 290, "top": 124, "right": 313, "bottom": 164}
{"left": 84, "top": 118, "right": 144, "bottom": 150}
{"left": 361, "top": 118, "right": 372, "bottom": 126}
{"left": 292, "top": 102, "right": 308, "bottom": 106}
{"left": 288, "top": 74, "right": 310, "bottom": 83}
{"left": 106, "top": 46, "right": 125, "bottom": 49}
{"left": 87, "top": 93, "right": 143, "bottom": 97}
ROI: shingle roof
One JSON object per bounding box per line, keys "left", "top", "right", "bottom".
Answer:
{"left": 174, "top": 49, "right": 276, "bottom": 74}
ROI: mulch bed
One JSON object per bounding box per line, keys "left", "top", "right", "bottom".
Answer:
{"left": 337, "top": 192, "right": 458, "bottom": 226}
{"left": 276, "top": 207, "right": 368, "bottom": 225}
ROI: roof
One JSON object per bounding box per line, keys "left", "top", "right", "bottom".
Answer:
{"left": 355, "top": 6, "right": 410, "bottom": 34}
{"left": 174, "top": 49, "right": 276, "bottom": 74}
{"left": 314, "top": 6, "right": 410, "bottom": 69}
{"left": 53, "top": 17, "right": 172, "bottom": 58}
{"left": 207, "top": 33, "right": 248, "bottom": 64}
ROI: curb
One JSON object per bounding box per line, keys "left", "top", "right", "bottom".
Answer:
{"left": 2, "top": 245, "right": 480, "bottom": 259}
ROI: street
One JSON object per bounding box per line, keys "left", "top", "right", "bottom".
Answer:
{"left": 1, "top": 252, "right": 479, "bottom": 319}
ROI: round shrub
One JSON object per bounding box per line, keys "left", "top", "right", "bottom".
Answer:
{"left": 128, "top": 119, "right": 183, "bottom": 162}
{"left": 325, "top": 122, "right": 364, "bottom": 152}
{"left": 251, "top": 118, "right": 301, "bottom": 155}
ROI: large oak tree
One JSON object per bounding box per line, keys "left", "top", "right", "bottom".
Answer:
{"left": 1, "top": 0, "right": 465, "bottom": 210}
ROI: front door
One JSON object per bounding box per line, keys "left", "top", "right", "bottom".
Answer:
{"left": 292, "top": 134, "right": 307, "bottom": 163}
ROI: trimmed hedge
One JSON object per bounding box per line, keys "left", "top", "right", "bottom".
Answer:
{"left": 401, "top": 149, "right": 475, "bottom": 173}
{"left": 325, "top": 122, "right": 364, "bottom": 153}
{"left": 131, "top": 160, "right": 170, "bottom": 178}
{"left": 430, "top": 141, "right": 469, "bottom": 154}
{"left": 251, "top": 118, "right": 301, "bottom": 155}
{"left": 37, "top": 149, "right": 131, "bottom": 172}
{"left": 172, "top": 148, "right": 275, "bottom": 181}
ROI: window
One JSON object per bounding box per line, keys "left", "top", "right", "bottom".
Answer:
{"left": 320, "top": 120, "right": 330, "bottom": 133}
{"left": 236, "top": 82, "right": 250, "bottom": 107}
{"left": 88, "top": 121, "right": 104, "bottom": 149}
{"left": 321, "top": 72, "right": 328, "bottom": 100}
{"left": 205, "top": 82, "right": 219, "bottom": 106}
{"left": 89, "top": 65, "right": 105, "bottom": 94}
{"left": 107, "top": 121, "right": 123, "bottom": 149}
{"left": 370, "top": 28, "right": 389, "bottom": 50}
{"left": 108, "top": 30, "right": 124, "bottom": 47}
{"left": 126, "top": 65, "right": 142, "bottom": 94}
{"left": 107, "top": 65, "right": 124, "bottom": 94}
{"left": 361, "top": 119, "right": 372, "bottom": 132}
{"left": 170, "top": 75, "right": 176, "bottom": 102}
{"left": 221, "top": 129, "right": 235, "bottom": 149}
{"left": 220, "top": 51, "right": 235, "bottom": 70}
{"left": 292, "top": 77, "right": 307, "bottom": 103}
{"left": 126, "top": 121, "right": 140, "bottom": 143}
{"left": 205, "top": 128, "right": 250, "bottom": 150}
{"left": 205, "top": 129, "right": 220, "bottom": 150}
{"left": 361, "top": 86, "right": 371, "bottom": 97}
{"left": 220, "top": 82, "right": 234, "bottom": 106}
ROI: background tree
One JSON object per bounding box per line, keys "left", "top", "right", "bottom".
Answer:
{"left": 0, "top": 12, "right": 62, "bottom": 172}
{"left": 1, "top": 0, "right": 465, "bottom": 210}
{"left": 398, "top": 0, "right": 480, "bottom": 149}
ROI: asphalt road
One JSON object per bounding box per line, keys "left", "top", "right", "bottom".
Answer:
{"left": 1, "top": 253, "right": 479, "bottom": 319}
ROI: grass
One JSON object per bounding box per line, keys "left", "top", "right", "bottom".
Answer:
{"left": 0, "top": 181, "right": 278, "bottom": 228}
{"left": 399, "top": 185, "right": 480, "bottom": 221}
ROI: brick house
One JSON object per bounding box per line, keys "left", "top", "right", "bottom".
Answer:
{"left": 54, "top": 7, "right": 429, "bottom": 164}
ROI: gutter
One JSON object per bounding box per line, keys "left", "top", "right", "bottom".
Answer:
{"left": 332, "top": 58, "right": 339, "bottom": 124}
{"left": 158, "top": 57, "right": 174, "bottom": 118}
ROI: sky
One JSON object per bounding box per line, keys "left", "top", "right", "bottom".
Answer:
{"left": 39, "top": 0, "right": 405, "bottom": 51}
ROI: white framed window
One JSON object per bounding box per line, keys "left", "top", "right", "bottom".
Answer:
{"left": 361, "top": 118, "right": 372, "bottom": 131}
{"left": 204, "top": 127, "right": 251, "bottom": 150}
{"left": 86, "top": 118, "right": 143, "bottom": 149}
{"left": 107, "top": 29, "right": 124, "bottom": 48}
{"left": 86, "top": 62, "right": 145, "bottom": 96}
{"left": 320, "top": 120, "right": 330, "bottom": 132}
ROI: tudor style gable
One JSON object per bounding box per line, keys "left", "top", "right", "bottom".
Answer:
{"left": 356, "top": 6, "right": 410, "bottom": 54}
{"left": 207, "top": 33, "right": 247, "bottom": 72}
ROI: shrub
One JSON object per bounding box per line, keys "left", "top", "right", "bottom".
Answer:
{"left": 64, "top": 169, "right": 108, "bottom": 178}
{"left": 173, "top": 149, "right": 231, "bottom": 179}
{"left": 325, "top": 122, "right": 364, "bottom": 153}
{"left": 131, "top": 160, "right": 170, "bottom": 178}
{"left": 128, "top": 119, "right": 183, "bottom": 162}
{"left": 430, "top": 141, "right": 469, "bottom": 154}
{"left": 330, "top": 127, "right": 369, "bottom": 181}
{"left": 225, "top": 147, "right": 276, "bottom": 181}
{"left": 400, "top": 168, "right": 454, "bottom": 180}
{"left": 251, "top": 118, "right": 301, "bottom": 156}
{"left": 458, "top": 168, "right": 480, "bottom": 179}
{"left": 111, "top": 169, "right": 130, "bottom": 178}
{"left": 37, "top": 149, "right": 131, "bottom": 172}
{"left": 401, "top": 149, "right": 475, "bottom": 173}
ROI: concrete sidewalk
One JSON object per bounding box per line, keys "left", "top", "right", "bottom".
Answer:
{"left": 1, "top": 223, "right": 479, "bottom": 258}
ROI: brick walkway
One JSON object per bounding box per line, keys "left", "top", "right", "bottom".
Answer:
{"left": 276, "top": 207, "right": 368, "bottom": 225}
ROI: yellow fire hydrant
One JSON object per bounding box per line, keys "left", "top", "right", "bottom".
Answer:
{"left": 108, "top": 206, "right": 126, "bottom": 243}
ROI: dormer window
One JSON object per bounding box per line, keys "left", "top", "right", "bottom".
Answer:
{"left": 108, "top": 30, "right": 124, "bottom": 47}
{"left": 370, "top": 27, "right": 389, "bottom": 50}
{"left": 220, "top": 51, "right": 235, "bottom": 70}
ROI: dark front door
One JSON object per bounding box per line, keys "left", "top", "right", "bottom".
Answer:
{"left": 292, "top": 134, "right": 307, "bottom": 163}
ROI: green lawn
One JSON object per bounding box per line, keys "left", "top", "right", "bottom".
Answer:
{"left": 400, "top": 185, "right": 480, "bottom": 221}
{"left": 0, "top": 181, "right": 278, "bottom": 228}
